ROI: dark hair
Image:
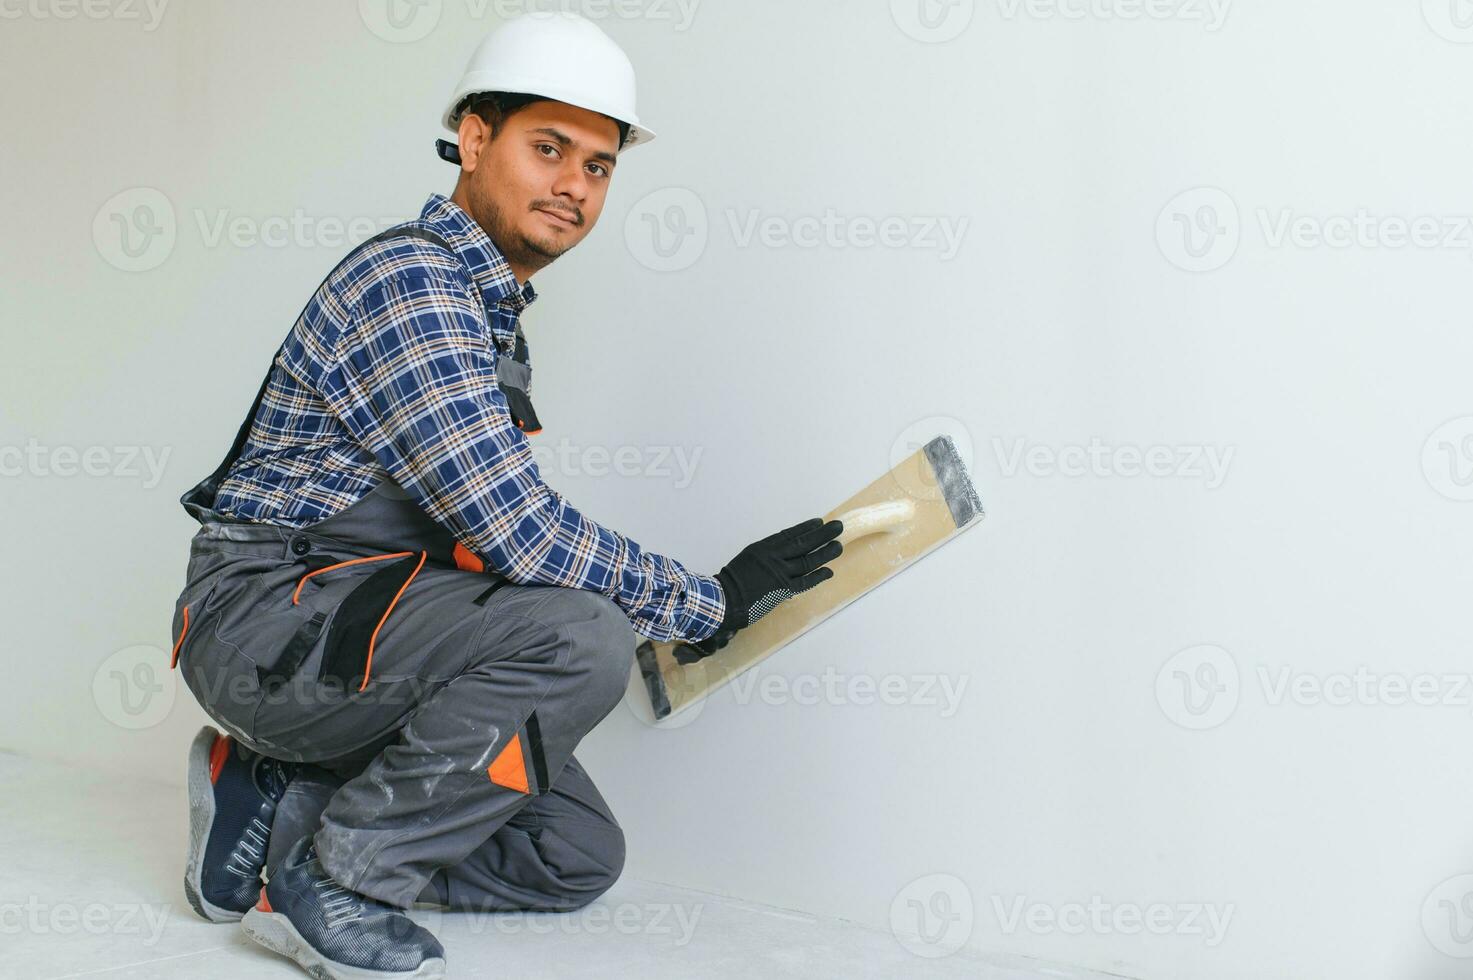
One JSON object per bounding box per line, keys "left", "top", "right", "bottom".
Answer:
{"left": 457, "top": 91, "right": 629, "bottom": 150}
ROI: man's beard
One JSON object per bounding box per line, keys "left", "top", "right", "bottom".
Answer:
{"left": 469, "top": 184, "right": 574, "bottom": 271}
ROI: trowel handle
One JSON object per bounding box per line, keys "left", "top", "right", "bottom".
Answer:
{"left": 833, "top": 500, "right": 916, "bottom": 547}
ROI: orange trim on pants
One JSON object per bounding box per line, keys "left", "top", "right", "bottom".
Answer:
{"left": 169, "top": 605, "right": 190, "bottom": 670}
{"left": 358, "top": 550, "right": 428, "bottom": 692}
{"left": 452, "top": 541, "right": 484, "bottom": 573}
{"left": 487, "top": 733, "right": 530, "bottom": 794}
{"left": 292, "top": 551, "right": 415, "bottom": 605}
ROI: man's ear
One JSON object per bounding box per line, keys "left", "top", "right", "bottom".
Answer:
{"left": 455, "top": 112, "right": 491, "bottom": 171}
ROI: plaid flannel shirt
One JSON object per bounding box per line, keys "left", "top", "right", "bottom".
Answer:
{"left": 213, "top": 193, "right": 725, "bottom": 642}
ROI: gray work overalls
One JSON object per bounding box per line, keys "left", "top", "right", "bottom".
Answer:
{"left": 169, "top": 224, "right": 636, "bottom": 911}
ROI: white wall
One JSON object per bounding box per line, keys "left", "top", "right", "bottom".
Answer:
{"left": 5, "top": 2, "right": 1472, "bottom": 977}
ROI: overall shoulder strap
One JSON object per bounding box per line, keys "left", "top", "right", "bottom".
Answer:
{"left": 182, "top": 224, "right": 463, "bottom": 518}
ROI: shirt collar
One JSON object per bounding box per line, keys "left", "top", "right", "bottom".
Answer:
{"left": 418, "top": 193, "right": 538, "bottom": 344}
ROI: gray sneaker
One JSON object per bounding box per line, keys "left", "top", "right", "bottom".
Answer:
{"left": 241, "top": 834, "right": 446, "bottom": 980}
{"left": 184, "top": 726, "right": 297, "bottom": 922}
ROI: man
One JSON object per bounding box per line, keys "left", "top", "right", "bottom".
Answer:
{"left": 167, "top": 12, "right": 843, "bottom": 980}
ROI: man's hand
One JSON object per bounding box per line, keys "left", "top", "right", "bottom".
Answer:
{"left": 678, "top": 517, "right": 844, "bottom": 662}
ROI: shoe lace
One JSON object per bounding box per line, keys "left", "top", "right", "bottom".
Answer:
{"left": 222, "top": 757, "right": 297, "bottom": 879}
{"left": 223, "top": 816, "right": 271, "bottom": 878}
{"left": 313, "top": 876, "right": 367, "bottom": 927}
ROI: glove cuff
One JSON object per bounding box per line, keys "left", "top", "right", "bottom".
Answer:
{"left": 714, "top": 567, "right": 747, "bottom": 633}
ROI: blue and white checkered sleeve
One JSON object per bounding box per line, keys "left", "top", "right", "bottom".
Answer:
{"left": 317, "top": 270, "right": 726, "bottom": 642}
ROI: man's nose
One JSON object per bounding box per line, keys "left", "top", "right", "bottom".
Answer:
{"left": 550, "top": 166, "right": 589, "bottom": 203}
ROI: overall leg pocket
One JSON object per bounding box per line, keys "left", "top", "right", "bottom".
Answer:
{"left": 175, "top": 580, "right": 268, "bottom": 742}
{"left": 181, "top": 569, "right": 329, "bottom": 743}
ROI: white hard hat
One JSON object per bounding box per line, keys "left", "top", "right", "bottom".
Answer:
{"left": 440, "top": 11, "right": 655, "bottom": 156}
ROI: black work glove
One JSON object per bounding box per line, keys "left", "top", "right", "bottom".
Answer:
{"left": 676, "top": 517, "right": 844, "bottom": 663}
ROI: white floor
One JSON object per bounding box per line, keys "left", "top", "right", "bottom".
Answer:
{"left": 0, "top": 750, "right": 1123, "bottom": 980}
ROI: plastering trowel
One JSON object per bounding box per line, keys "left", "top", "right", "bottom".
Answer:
{"left": 632, "top": 435, "right": 984, "bottom": 723}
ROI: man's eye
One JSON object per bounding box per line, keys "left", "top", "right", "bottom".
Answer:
{"left": 589, "top": 164, "right": 608, "bottom": 178}
{"left": 536, "top": 144, "right": 557, "bottom": 157}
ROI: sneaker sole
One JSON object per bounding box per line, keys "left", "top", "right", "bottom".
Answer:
{"left": 185, "top": 725, "right": 249, "bottom": 924}
{"left": 241, "top": 907, "right": 447, "bottom": 980}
